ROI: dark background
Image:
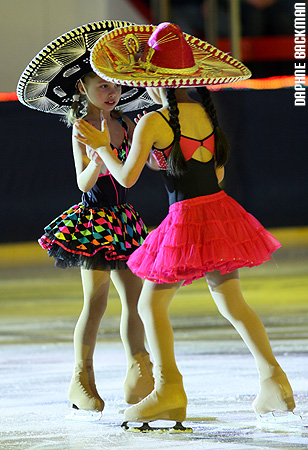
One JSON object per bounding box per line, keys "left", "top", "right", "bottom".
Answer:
{"left": 1, "top": 87, "right": 307, "bottom": 244}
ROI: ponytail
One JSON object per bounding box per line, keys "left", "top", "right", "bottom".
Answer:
{"left": 66, "top": 72, "right": 96, "bottom": 126}
{"left": 165, "top": 87, "right": 187, "bottom": 178}
{"left": 66, "top": 89, "right": 85, "bottom": 125}
{"left": 197, "top": 87, "right": 229, "bottom": 167}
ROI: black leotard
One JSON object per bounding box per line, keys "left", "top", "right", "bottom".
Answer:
{"left": 151, "top": 111, "right": 221, "bottom": 205}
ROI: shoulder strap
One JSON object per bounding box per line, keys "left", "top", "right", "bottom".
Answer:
{"left": 155, "top": 111, "right": 171, "bottom": 127}
{"left": 118, "top": 116, "right": 128, "bottom": 131}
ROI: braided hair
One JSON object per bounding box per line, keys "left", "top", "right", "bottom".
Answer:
{"left": 165, "top": 87, "right": 229, "bottom": 176}
{"left": 165, "top": 88, "right": 187, "bottom": 177}
{"left": 196, "top": 86, "right": 229, "bottom": 167}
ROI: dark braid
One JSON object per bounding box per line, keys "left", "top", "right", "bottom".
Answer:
{"left": 197, "top": 87, "right": 229, "bottom": 167}
{"left": 165, "top": 88, "right": 188, "bottom": 177}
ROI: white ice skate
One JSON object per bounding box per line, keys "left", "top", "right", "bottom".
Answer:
{"left": 65, "top": 362, "right": 104, "bottom": 422}
{"left": 124, "top": 352, "right": 154, "bottom": 404}
{"left": 253, "top": 369, "right": 303, "bottom": 431}
{"left": 65, "top": 403, "right": 103, "bottom": 422}
{"left": 122, "top": 381, "right": 192, "bottom": 433}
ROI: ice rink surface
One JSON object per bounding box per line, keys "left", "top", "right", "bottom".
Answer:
{"left": 1, "top": 317, "right": 307, "bottom": 450}
{"left": 0, "top": 240, "right": 307, "bottom": 450}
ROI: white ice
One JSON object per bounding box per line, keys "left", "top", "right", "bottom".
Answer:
{"left": 0, "top": 313, "right": 307, "bottom": 450}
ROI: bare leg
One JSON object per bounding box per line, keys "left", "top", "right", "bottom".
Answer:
{"left": 68, "top": 268, "right": 110, "bottom": 411}
{"left": 125, "top": 280, "right": 187, "bottom": 422}
{"left": 111, "top": 269, "right": 154, "bottom": 403}
{"left": 206, "top": 270, "right": 295, "bottom": 414}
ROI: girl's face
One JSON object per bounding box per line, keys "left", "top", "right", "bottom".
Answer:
{"left": 79, "top": 74, "right": 122, "bottom": 112}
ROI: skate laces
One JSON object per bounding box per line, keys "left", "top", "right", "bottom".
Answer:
{"left": 72, "top": 373, "right": 97, "bottom": 400}
{"left": 130, "top": 354, "right": 153, "bottom": 381}
{"left": 73, "top": 365, "right": 101, "bottom": 400}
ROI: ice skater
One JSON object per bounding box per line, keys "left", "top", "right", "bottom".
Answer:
{"left": 75, "top": 22, "right": 296, "bottom": 429}
{"left": 17, "top": 21, "right": 155, "bottom": 418}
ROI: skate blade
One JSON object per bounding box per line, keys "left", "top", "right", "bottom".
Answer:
{"left": 121, "top": 421, "right": 193, "bottom": 433}
{"left": 65, "top": 405, "right": 103, "bottom": 422}
{"left": 257, "top": 412, "right": 302, "bottom": 430}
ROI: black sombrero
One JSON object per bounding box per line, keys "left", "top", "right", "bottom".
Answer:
{"left": 16, "top": 20, "right": 154, "bottom": 115}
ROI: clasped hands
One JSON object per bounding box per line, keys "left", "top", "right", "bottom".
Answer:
{"left": 74, "top": 119, "right": 110, "bottom": 151}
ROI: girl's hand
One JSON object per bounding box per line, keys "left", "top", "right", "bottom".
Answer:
{"left": 74, "top": 119, "right": 110, "bottom": 149}
{"left": 86, "top": 146, "right": 104, "bottom": 167}
{"left": 134, "top": 110, "right": 147, "bottom": 125}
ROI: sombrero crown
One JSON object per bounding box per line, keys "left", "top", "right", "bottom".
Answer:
{"left": 140, "top": 23, "right": 196, "bottom": 73}
{"left": 17, "top": 20, "right": 154, "bottom": 114}
{"left": 90, "top": 22, "right": 251, "bottom": 88}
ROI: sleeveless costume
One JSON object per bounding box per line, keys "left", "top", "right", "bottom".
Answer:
{"left": 88, "top": 23, "right": 294, "bottom": 426}
{"left": 39, "top": 117, "right": 148, "bottom": 270}
{"left": 127, "top": 112, "right": 281, "bottom": 285}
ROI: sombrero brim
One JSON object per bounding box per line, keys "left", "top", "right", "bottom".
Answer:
{"left": 16, "top": 21, "right": 154, "bottom": 114}
{"left": 91, "top": 24, "right": 252, "bottom": 88}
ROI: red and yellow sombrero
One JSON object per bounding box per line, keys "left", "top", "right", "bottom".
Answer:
{"left": 90, "top": 22, "right": 251, "bottom": 88}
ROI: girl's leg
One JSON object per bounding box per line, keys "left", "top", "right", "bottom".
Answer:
{"left": 111, "top": 269, "right": 154, "bottom": 403}
{"left": 68, "top": 268, "right": 111, "bottom": 411}
{"left": 111, "top": 269, "right": 146, "bottom": 358}
{"left": 206, "top": 270, "right": 295, "bottom": 414}
{"left": 125, "top": 280, "right": 187, "bottom": 423}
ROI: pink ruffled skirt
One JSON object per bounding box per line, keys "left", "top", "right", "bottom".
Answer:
{"left": 127, "top": 191, "right": 281, "bottom": 286}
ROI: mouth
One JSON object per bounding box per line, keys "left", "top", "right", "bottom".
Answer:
{"left": 105, "top": 100, "right": 116, "bottom": 106}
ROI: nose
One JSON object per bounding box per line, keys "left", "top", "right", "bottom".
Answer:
{"left": 109, "top": 85, "right": 118, "bottom": 96}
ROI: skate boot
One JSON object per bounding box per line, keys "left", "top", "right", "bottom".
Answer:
{"left": 252, "top": 367, "right": 295, "bottom": 415}
{"left": 124, "top": 352, "right": 155, "bottom": 404}
{"left": 68, "top": 361, "right": 104, "bottom": 412}
{"left": 123, "top": 374, "right": 189, "bottom": 433}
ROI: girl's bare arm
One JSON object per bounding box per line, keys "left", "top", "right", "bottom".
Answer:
{"left": 75, "top": 113, "right": 158, "bottom": 188}
{"left": 72, "top": 123, "right": 103, "bottom": 192}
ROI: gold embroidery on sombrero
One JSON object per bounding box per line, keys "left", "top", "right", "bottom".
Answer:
{"left": 124, "top": 34, "right": 140, "bottom": 58}
{"left": 90, "top": 22, "right": 251, "bottom": 88}
{"left": 150, "top": 31, "right": 179, "bottom": 47}
{"left": 17, "top": 21, "right": 155, "bottom": 114}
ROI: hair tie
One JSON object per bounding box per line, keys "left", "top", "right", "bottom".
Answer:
{"left": 73, "top": 94, "right": 80, "bottom": 102}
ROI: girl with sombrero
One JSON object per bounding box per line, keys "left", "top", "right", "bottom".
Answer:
{"left": 17, "top": 21, "right": 155, "bottom": 418}
{"left": 75, "top": 22, "right": 296, "bottom": 429}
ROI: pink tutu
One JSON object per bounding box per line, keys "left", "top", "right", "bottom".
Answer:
{"left": 127, "top": 191, "right": 281, "bottom": 286}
